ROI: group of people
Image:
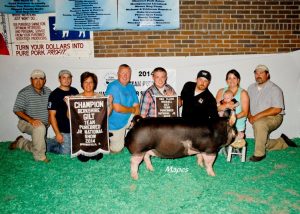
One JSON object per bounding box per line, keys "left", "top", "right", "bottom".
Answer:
{"left": 9, "top": 63, "right": 297, "bottom": 163}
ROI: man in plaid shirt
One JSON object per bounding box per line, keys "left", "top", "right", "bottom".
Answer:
{"left": 140, "top": 67, "right": 177, "bottom": 117}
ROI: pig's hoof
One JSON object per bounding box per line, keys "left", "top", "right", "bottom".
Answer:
{"left": 146, "top": 165, "right": 154, "bottom": 171}
{"left": 207, "top": 171, "right": 216, "bottom": 176}
{"left": 197, "top": 160, "right": 204, "bottom": 168}
{"left": 131, "top": 173, "right": 139, "bottom": 180}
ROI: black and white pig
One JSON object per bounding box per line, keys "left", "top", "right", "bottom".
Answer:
{"left": 125, "top": 113, "right": 237, "bottom": 180}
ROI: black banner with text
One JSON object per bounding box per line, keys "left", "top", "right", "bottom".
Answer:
{"left": 68, "top": 97, "right": 109, "bottom": 157}
{"left": 155, "top": 96, "right": 178, "bottom": 117}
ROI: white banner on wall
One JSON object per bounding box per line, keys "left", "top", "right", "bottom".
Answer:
{"left": 2, "top": 13, "right": 94, "bottom": 57}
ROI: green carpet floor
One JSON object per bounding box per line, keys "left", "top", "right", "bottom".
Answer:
{"left": 1, "top": 139, "right": 299, "bottom": 214}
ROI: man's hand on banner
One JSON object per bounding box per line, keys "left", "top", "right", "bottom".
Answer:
{"left": 108, "top": 95, "right": 113, "bottom": 115}
{"left": 64, "top": 96, "right": 70, "bottom": 105}
{"left": 64, "top": 96, "right": 71, "bottom": 119}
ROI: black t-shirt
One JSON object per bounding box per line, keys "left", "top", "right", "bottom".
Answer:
{"left": 180, "top": 82, "right": 219, "bottom": 122}
{"left": 48, "top": 87, "right": 79, "bottom": 133}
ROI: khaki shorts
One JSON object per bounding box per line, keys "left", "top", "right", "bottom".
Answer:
{"left": 109, "top": 114, "right": 133, "bottom": 153}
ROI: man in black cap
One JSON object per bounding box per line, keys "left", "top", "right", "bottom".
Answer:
{"left": 180, "top": 70, "right": 219, "bottom": 122}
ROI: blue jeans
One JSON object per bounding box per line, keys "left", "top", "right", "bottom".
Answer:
{"left": 46, "top": 133, "right": 71, "bottom": 155}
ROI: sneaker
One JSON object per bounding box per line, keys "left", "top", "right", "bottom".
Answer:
{"left": 281, "top": 134, "right": 297, "bottom": 147}
{"left": 41, "top": 158, "right": 50, "bottom": 163}
{"left": 249, "top": 155, "right": 266, "bottom": 162}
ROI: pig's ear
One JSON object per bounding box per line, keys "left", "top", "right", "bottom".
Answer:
{"left": 130, "top": 115, "right": 143, "bottom": 128}
{"left": 228, "top": 111, "right": 236, "bottom": 127}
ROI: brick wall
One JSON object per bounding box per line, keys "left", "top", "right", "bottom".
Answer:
{"left": 94, "top": 0, "right": 300, "bottom": 57}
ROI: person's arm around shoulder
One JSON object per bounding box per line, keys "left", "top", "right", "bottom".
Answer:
{"left": 236, "top": 89, "right": 249, "bottom": 119}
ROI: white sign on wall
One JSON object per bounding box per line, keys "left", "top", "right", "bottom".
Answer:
{"left": 2, "top": 13, "right": 94, "bottom": 57}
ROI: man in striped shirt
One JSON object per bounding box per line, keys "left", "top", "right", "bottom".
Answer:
{"left": 10, "top": 69, "right": 51, "bottom": 162}
{"left": 140, "top": 67, "right": 177, "bottom": 118}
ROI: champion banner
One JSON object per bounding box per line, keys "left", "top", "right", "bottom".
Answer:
{"left": 68, "top": 96, "right": 109, "bottom": 157}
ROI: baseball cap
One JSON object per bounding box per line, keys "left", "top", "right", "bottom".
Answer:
{"left": 254, "top": 65, "right": 269, "bottom": 72}
{"left": 197, "top": 70, "right": 211, "bottom": 81}
{"left": 58, "top": 69, "right": 72, "bottom": 77}
{"left": 31, "top": 69, "right": 45, "bottom": 78}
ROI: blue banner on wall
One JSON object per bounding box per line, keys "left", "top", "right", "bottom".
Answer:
{"left": 55, "top": 0, "right": 118, "bottom": 31}
{"left": 55, "top": 0, "right": 179, "bottom": 31}
{"left": 0, "top": 0, "right": 55, "bottom": 14}
{"left": 118, "top": 0, "right": 179, "bottom": 30}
